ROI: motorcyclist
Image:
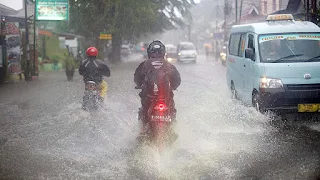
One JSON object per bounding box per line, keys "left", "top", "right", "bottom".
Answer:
{"left": 79, "top": 47, "right": 111, "bottom": 105}
{"left": 134, "top": 40, "right": 181, "bottom": 134}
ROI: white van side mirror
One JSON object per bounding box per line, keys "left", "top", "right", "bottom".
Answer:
{"left": 245, "top": 48, "right": 255, "bottom": 61}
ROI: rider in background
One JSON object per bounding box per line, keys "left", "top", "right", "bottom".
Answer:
{"left": 79, "top": 47, "right": 111, "bottom": 103}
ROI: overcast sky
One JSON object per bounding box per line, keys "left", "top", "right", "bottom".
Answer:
{"left": 0, "top": 0, "right": 23, "bottom": 10}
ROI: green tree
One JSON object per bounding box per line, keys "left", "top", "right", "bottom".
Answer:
{"left": 69, "top": 0, "right": 195, "bottom": 62}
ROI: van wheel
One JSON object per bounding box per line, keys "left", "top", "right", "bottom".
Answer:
{"left": 231, "top": 84, "right": 238, "bottom": 99}
{"left": 252, "top": 93, "right": 265, "bottom": 113}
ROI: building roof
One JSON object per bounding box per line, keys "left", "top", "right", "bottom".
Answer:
{"left": 240, "top": 14, "right": 265, "bottom": 24}
{"left": 231, "top": 20, "right": 320, "bottom": 34}
{"left": 52, "top": 31, "right": 85, "bottom": 39}
{"left": 271, "top": 0, "right": 303, "bottom": 15}
{"left": 246, "top": 5, "right": 260, "bottom": 16}
{"left": 239, "top": 4, "right": 265, "bottom": 24}
{"left": 12, "top": 2, "right": 34, "bottom": 18}
{"left": 286, "top": 0, "right": 302, "bottom": 14}
{"left": 0, "top": 3, "right": 19, "bottom": 15}
{"left": 0, "top": 3, "right": 25, "bottom": 25}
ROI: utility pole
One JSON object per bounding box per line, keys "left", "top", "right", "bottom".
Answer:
{"left": 215, "top": 4, "right": 220, "bottom": 59}
{"left": 24, "top": 0, "right": 31, "bottom": 81}
{"left": 224, "top": 0, "right": 227, "bottom": 42}
{"left": 311, "top": 0, "right": 317, "bottom": 23}
{"left": 235, "top": 0, "right": 238, "bottom": 24}
{"left": 216, "top": 5, "right": 219, "bottom": 30}
{"left": 188, "top": 24, "right": 191, "bottom": 41}
{"left": 239, "top": 0, "right": 244, "bottom": 24}
{"left": 304, "top": 0, "right": 307, "bottom": 20}
{"left": 1, "top": 16, "right": 7, "bottom": 82}
{"left": 307, "top": 0, "right": 310, "bottom": 21}
{"left": 187, "top": 13, "right": 192, "bottom": 42}
{"left": 33, "top": 0, "right": 37, "bottom": 76}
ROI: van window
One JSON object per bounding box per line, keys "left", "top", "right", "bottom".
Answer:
{"left": 248, "top": 34, "right": 255, "bottom": 49}
{"left": 247, "top": 34, "right": 255, "bottom": 60}
{"left": 229, "top": 34, "right": 240, "bottom": 56}
{"left": 229, "top": 34, "right": 245, "bottom": 57}
{"left": 239, "top": 34, "right": 246, "bottom": 57}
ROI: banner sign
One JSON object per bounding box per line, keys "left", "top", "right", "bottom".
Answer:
{"left": 36, "top": 0, "right": 69, "bottom": 21}
{"left": 99, "top": 33, "right": 112, "bottom": 40}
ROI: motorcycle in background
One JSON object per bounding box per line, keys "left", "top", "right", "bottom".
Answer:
{"left": 220, "top": 46, "right": 227, "bottom": 66}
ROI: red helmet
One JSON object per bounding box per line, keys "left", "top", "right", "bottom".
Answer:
{"left": 86, "top": 47, "right": 98, "bottom": 57}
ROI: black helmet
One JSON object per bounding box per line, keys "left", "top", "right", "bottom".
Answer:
{"left": 147, "top": 40, "right": 166, "bottom": 59}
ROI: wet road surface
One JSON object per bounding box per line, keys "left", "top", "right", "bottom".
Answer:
{"left": 0, "top": 54, "right": 319, "bottom": 179}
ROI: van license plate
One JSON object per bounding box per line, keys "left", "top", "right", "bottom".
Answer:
{"left": 298, "top": 104, "right": 320, "bottom": 112}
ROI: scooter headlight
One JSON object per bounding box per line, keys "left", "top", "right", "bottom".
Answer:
{"left": 220, "top": 52, "right": 226, "bottom": 56}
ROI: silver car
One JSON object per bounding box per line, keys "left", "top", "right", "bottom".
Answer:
{"left": 177, "top": 42, "right": 197, "bottom": 64}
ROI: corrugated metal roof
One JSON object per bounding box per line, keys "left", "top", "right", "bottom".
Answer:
{"left": 231, "top": 21, "right": 320, "bottom": 34}
{"left": 271, "top": 0, "right": 303, "bottom": 15}
{"left": 286, "top": 0, "right": 302, "bottom": 13}
{"left": 52, "top": 31, "right": 85, "bottom": 39}
{"left": 0, "top": 3, "right": 19, "bottom": 15}
{"left": 11, "top": 2, "right": 34, "bottom": 18}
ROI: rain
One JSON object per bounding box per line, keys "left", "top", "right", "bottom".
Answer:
{"left": 0, "top": 0, "right": 320, "bottom": 179}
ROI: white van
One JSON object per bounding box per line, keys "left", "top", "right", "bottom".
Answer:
{"left": 226, "top": 14, "right": 320, "bottom": 113}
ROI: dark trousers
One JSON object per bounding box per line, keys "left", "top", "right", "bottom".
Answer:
{"left": 66, "top": 69, "right": 74, "bottom": 77}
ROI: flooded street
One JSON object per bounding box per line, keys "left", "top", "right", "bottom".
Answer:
{"left": 0, "top": 55, "right": 319, "bottom": 179}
